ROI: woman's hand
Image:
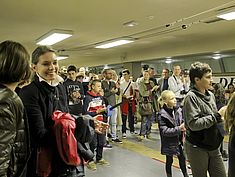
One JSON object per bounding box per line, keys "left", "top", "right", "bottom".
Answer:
{"left": 218, "top": 106, "right": 227, "bottom": 120}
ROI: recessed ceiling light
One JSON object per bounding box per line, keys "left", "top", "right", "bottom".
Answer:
{"left": 147, "top": 15, "right": 155, "bottom": 20}
{"left": 123, "top": 20, "right": 138, "bottom": 27}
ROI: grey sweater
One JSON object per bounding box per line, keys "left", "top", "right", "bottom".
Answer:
{"left": 183, "top": 88, "right": 223, "bottom": 150}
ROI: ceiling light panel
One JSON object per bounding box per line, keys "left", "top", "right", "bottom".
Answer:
{"left": 95, "top": 39, "right": 134, "bottom": 49}
{"left": 36, "top": 29, "right": 73, "bottom": 45}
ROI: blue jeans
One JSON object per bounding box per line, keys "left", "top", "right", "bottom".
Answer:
{"left": 140, "top": 115, "right": 152, "bottom": 135}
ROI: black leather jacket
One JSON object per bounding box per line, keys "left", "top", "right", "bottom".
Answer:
{"left": 0, "top": 84, "right": 30, "bottom": 177}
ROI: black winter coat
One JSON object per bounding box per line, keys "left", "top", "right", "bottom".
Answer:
{"left": 158, "top": 105, "right": 184, "bottom": 156}
{"left": 19, "top": 76, "right": 76, "bottom": 177}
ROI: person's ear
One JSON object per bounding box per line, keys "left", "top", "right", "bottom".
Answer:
{"left": 194, "top": 77, "right": 200, "bottom": 82}
{"left": 31, "top": 64, "right": 37, "bottom": 71}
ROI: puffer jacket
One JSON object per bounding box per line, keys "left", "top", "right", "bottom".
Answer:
{"left": 0, "top": 84, "right": 30, "bottom": 177}
{"left": 158, "top": 105, "right": 184, "bottom": 156}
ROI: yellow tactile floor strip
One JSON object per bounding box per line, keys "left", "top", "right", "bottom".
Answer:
{"left": 115, "top": 139, "right": 181, "bottom": 168}
{"left": 114, "top": 135, "right": 228, "bottom": 169}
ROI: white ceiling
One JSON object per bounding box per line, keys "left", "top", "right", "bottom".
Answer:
{"left": 1, "top": 0, "right": 235, "bottom": 67}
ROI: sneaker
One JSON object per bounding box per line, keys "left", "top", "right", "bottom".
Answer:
{"left": 112, "top": 138, "right": 123, "bottom": 143}
{"left": 122, "top": 133, "right": 127, "bottom": 139}
{"left": 96, "top": 159, "right": 110, "bottom": 165}
{"left": 103, "top": 143, "right": 112, "bottom": 148}
{"left": 87, "top": 161, "right": 97, "bottom": 171}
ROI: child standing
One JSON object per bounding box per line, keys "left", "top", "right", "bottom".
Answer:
{"left": 83, "top": 79, "right": 109, "bottom": 171}
{"left": 158, "top": 90, "right": 188, "bottom": 177}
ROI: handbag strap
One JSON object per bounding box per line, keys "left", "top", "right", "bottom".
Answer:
{"left": 123, "top": 81, "right": 131, "bottom": 95}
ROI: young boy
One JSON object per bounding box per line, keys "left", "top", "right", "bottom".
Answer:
{"left": 83, "top": 79, "right": 109, "bottom": 170}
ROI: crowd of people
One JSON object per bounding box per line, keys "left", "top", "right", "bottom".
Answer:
{"left": 0, "top": 40, "right": 235, "bottom": 177}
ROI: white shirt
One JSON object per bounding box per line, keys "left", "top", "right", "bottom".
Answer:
{"left": 120, "top": 80, "right": 136, "bottom": 98}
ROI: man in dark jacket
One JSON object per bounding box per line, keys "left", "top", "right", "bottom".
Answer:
{"left": 64, "top": 65, "right": 84, "bottom": 116}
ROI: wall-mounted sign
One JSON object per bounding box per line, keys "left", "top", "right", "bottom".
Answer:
{"left": 213, "top": 76, "right": 235, "bottom": 88}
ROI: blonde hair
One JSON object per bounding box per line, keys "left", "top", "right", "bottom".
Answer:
{"left": 157, "top": 90, "right": 175, "bottom": 111}
{"left": 225, "top": 92, "right": 235, "bottom": 133}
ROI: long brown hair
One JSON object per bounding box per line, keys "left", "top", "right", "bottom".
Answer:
{"left": 225, "top": 92, "right": 235, "bottom": 133}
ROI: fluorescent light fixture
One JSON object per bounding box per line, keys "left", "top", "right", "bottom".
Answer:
{"left": 104, "top": 64, "right": 109, "bottom": 69}
{"left": 56, "top": 55, "right": 69, "bottom": 60}
{"left": 217, "top": 10, "right": 235, "bottom": 20}
{"left": 165, "top": 60, "right": 172, "bottom": 64}
{"left": 36, "top": 29, "right": 73, "bottom": 45}
{"left": 165, "top": 58, "right": 172, "bottom": 64}
{"left": 95, "top": 38, "right": 134, "bottom": 49}
{"left": 212, "top": 54, "right": 221, "bottom": 60}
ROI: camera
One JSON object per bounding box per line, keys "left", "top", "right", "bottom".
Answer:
{"left": 182, "top": 25, "right": 187, "bottom": 29}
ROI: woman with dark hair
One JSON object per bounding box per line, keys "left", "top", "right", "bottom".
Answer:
{"left": 212, "top": 83, "right": 229, "bottom": 160}
{"left": 228, "top": 83, "right": 235, "bottom": 94}
{"left": 19, "top": 46, "right": 85, "bottom": 177}
{"left": 0, "top": 40, "right": 31, "bottom": 176}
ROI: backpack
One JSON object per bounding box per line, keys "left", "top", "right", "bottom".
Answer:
{"left": 52, "top": 111, "right": 81, "bottom": 166}
{"left": 74, "top": 114, "right": 95, "bottom": 161}
{"left": 74, "top": 114, "right": 95, "bottom": 144}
